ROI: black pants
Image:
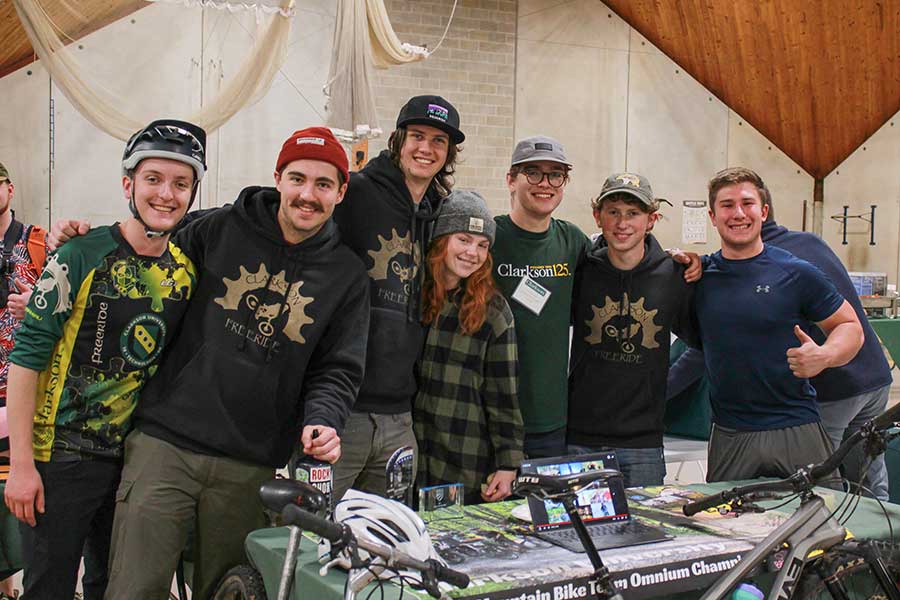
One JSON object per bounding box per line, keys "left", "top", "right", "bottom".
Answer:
{"left": 20, "top": 459, "right": 121, "bottom": 600}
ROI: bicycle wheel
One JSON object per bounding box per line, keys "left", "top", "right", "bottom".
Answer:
{"left": 795, "top": 540, "right": 900, "bottom": 600}
{"left": 211, "top": 564, "right": 268, "bottom": 600}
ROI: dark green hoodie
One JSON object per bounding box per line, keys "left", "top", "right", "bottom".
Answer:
{"left": 568, "top": 234, "right": 697, "bottom": 448}
{"left": 135, "top": 186, "right": 370, "bottom": 467}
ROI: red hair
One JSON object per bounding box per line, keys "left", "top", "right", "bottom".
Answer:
{"left": 422, "top": 236, "right": 497, "bottom": 335}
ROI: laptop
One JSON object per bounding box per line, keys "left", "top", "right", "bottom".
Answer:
{"left": 520, "top": 452, "right": 672, "bottom": 553}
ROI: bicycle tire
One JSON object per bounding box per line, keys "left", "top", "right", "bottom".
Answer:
{"left": 795, "top": 539, "right": 900, "bottom": 600}
{"left": 211, "top": 564, "right": 268, "bottom": 600}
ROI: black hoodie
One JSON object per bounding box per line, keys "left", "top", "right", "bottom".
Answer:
{"left": 135, "top": 186, "right": 370, "bottom": 468}
{"left": 568, "top": 234, "right": 697, "bottom": 448}
{"left": 333, "top": 151, "right": 443, "bottom": 414}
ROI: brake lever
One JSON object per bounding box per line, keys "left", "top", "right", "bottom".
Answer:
{"left": 318, "top": 556, "right": 344, "bottom": 577}
{"left": 864, "top": 430, "right": 888, "bottom": 460}
{"left": 420, "top": 570, "right": 443, "bottom": 599}
{"left": 348, "top": 566, "right": 380, "bottom": 595}
{"left": 730, "top": 500, "right": 766, "bottom": 515}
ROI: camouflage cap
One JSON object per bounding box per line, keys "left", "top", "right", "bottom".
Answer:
{"left": 0, "top": 162, "right": 9, "bottom": 183}
{"left": 594, "top": 172, "right": 658, "bottom": 210}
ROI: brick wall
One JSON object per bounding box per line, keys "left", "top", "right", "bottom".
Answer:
{"left": 371, "top": 0, "right": 517, "bottom": 213}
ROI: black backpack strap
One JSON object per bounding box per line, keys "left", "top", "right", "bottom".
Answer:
{"left": 1, "top": 218, "right": 24, "bottom": 274}
{"left": 1, "top": 218, "right": 23, "bottom": 254}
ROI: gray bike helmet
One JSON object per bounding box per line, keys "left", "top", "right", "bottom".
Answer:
{"left": 122, "top": 119, "right": 207, "bottom": 237}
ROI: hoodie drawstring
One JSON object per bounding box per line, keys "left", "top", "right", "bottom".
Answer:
{"left": 267, "top": 247, "right": 297, "bottom": 363}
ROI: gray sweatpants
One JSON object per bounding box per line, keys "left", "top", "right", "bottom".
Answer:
{"left": 707, "top": 421, "right": 834, "bottom": 483}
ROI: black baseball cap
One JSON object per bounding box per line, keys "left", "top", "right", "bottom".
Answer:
{"left": 395, "top": 95, "right": 465, "bottom": 144}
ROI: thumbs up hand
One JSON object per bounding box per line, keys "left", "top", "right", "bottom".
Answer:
{"left": 786, "top": 325, "right": 829, "bottom": 379}
{"left": 7, "top": 278, "right": 33, "bottom": 321}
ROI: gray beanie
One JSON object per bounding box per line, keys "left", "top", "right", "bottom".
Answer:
{"left": 432, "top": 189, "right": 496, "bottom": 246}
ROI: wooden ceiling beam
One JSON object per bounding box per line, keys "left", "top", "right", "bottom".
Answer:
{"left": 605, "top": 0, "right": 900, "bottom": 179}
{"left": 0, "top": 0, "right": 149, "bottom": 80}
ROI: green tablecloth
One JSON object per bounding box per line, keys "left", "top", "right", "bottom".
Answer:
{"left": 869, "top": 317, "right": 900, "bottom": 367}
{"left": 244, "top": 484, "right": 900, "bottom": 599}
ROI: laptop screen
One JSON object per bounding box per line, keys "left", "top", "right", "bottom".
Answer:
{"left": 520, "top": 452, "right": 630, "bottom": 532}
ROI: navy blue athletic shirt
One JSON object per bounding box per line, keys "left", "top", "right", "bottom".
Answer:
{"left": 696, "top": 245, "right": 845, "bottom": 431}
{"left": 761, "top": 222, "right": 892, "bottom": 402}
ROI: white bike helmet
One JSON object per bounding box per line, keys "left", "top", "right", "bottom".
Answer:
{"left": 319, "top": 490, "right": 444, "bottom": 584}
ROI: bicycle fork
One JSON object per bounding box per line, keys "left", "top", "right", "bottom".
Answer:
{"left": 700, "top": 496, "right": 845, "bottom": 600}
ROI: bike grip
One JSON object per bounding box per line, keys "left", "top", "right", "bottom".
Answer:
{"left": 873, "top": 401, "right": 900, "bottom": 430}
{"left": 281, "top": 504, "right": 344, "bottom": 542}
{"left": 682, "top": 492, "right": 727, "bottom": 517}
{"left": 431, "top": 560, "right": 470, "bottom": 589}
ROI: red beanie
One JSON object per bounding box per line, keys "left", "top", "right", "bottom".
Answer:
{"left": 275, "top": 127, "right": 349, "bottom": 184}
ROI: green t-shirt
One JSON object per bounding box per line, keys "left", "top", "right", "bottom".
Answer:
{"left": 10, "top": 225, "right": 197, "bottom": 461}
{"left": 492, "top": 215, "right": 590, "bottom": 434}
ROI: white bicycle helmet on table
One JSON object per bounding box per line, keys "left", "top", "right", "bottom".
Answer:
{"left": 319, "top": 490, "right": 445, "bottom": 585}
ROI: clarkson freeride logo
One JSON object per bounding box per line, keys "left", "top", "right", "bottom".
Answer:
{"left": 214, "top": 264, "right": 314, "bottom": 344}
{"left": 366, "top": 228, "right": 421, "bottom": 290}
{"left": 120, "top": 314, "right": 166, "bottom": 368}
{"left": 32, "top": 254, "right": 72, "bottom": 314}
{"left": 585, "top": 293, "right": 662, "bottom": 354}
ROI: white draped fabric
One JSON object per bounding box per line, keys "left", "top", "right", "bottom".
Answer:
{"left": 13, "top": 0, "right": 294, "bottom": 140}
{"left": 326, "top": 0, "right": 456, "bottom": 139}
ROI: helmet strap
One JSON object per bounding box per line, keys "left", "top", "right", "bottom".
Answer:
{"left": 126, "top": 175, "right": 199, "bottom": 239}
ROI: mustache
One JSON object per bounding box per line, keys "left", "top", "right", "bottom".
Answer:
{"left": 289, "top": 199, "right": 323, "bottom": 212}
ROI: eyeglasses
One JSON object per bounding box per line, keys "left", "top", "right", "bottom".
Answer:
{"left": 519, "top": 167, "right": 568, "bottom": 188}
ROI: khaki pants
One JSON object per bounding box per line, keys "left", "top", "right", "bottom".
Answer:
{"left": 105, "top": 430, "right": 273, "bottom": 600}
{"left": 332, "top": 411, "right": 417, "bottom": 503}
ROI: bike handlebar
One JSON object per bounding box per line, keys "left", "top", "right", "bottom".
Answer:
{"left": 682, "top": 479, "right": 796, "bottom": 516}
{"left": 279, "top": 504, "right": 470, "bottom": 596}
{"left": 282, "top": 504, "right": 346, "bottom": 542}
{"left": 431, "top": 559, "right": 472, "bottom": 589}
{"left": 513, "top": 469, "right": 622, "bottom": 499}
{"left": 872, "top": 400, "right": 900, "bottom": 430}
{"left": 683, "top": 402, "right": 900, "bottom": 517}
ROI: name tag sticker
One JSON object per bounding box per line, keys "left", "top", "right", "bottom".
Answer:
{"left": 511, "top": 274, "right": 551, "bottom": 315}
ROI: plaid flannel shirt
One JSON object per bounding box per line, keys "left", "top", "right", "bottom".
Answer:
{"left": 414, "top": 293, "right": 524, "bottom": 501}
